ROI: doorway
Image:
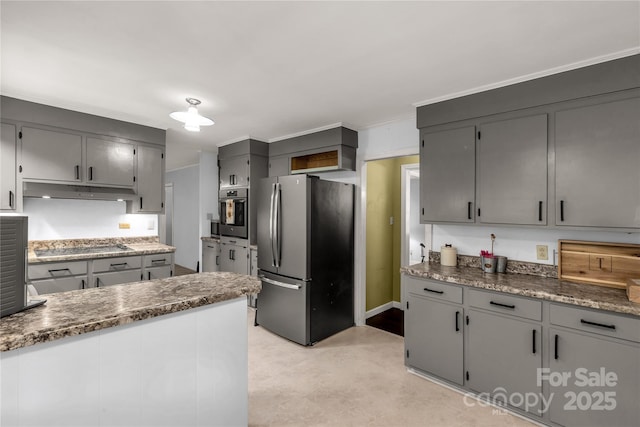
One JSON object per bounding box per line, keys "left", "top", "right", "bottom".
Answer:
{"left": 364, "top": 155, "right": 424, "bottom": 336}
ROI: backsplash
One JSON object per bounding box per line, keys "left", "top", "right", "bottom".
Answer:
{"left": 429, "top": 250, "right": 558, "bottom": 278}
{"left": 23, "top": 198, "right": 158, "bottom": 240}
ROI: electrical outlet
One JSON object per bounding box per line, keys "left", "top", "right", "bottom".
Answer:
{"left": 389, "top": 216, "right": 394, "bottom": 225}
{"left": 119, "top": 223, "right": 130, "bottom": 229}
{"left": 536, "top": 245, "right": 548, "bottom": 260}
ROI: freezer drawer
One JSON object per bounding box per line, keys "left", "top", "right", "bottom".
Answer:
{"left": 256, "top": 272, "right": 309, "bottom": 345}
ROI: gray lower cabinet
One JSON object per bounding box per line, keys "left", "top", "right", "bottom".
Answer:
{"left": 466, "top": 309, "right": 542, "bottom": 414}
{"left": 404, "top": 276, "right": 464, "bottom": 385}
{"left": 31, "top": 275, "right": 87, "bottom": 295}
{"left": 145, "top": 266, "right": 172, "bottom": 280}
{"left": 405, "top": 293, "right": 464, "bottom": 385}
{"left": 420, "top": 126, "right": 475, "bottom": 223}
{"left": 94, "top": 269, "right": 143, "bottom": 287}
{"left": 1, "top": 123, "right": 17, "bottom": 210}
{"left": 202, "top": 241, "right": 220, "bottom": 272}
{"left": 93, "top": 255, "right": 143, "bottom": 287}
{"left": 220, "top": 240, "right": 249, "bottom": 274}
{"left": 555, "top": 95, "right": 640, "bottom": 228}
{"left": 548, "top": 329, "right": 640, "bottom": 427}
{"left": 20, "top": 126, "right": 83, "bottom": 182}
{"left": 477, "top": 114, "right": 548, "bottom": 225}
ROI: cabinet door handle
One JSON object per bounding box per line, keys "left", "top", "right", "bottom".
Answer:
{"left": 140, "top": 197, "right": 143, "bottom": 210}
{"left": 96, "top": 278, "right": 101, "bottom": 288}
{"left": 554, "top": 334, "right": 559, "bottom": 360}
{"left": 455, "top": 311, "right": 460, "bottom": 332}
{"left": 216, "top": 255, "right": 219, "bottom": 266}
{"left": 89, "top": 166, "right": 94, "bottom": 181}
{"left": 9, "top": 190, "right": 14, "bottom": 208}
{"left": 532, "top": 329, "right": 537, "bottom": 354}
{"left": 580, "top": 319, "right": 616, "bottom": 330}
{"left": 151, "top": 258, "right": 166, "bottom": 264}
{"left": 110, "top": 262, "right": 128, "bottom": 269}
{"left": 467, "top": 202, "right": 472, "bottom": 220}
{"left": 75, "top": 165, "right": 80, "bottom": 180}
{"left": 560, "top": 200, "right": 565, "bottom": 222}
{"left": 423, "top": 287, "right": 444, "bottom": 294}
{"left": 148, "top": 271, "right": 151, "bottom": 280}
{"left": 81, "top": 279, "right": 85, "bottom": 290}
{"left": 538, "top": 201, "right": 543, "bottom": 221}
{"left": 490, "top": 301, "right": 515, "bottom": 310}
{"left": 48, "top": 268, "right": 71, "bottom": 275}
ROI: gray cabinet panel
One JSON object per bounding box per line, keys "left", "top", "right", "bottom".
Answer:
{"left": 405, "top": 294, "right": 463, "bottom": 385}
{"left": 268, "top": 156, "right": 289, "bottom": 177}
{"left": 420, "top": 126, "right": 475, "bottom": 223}
{"left": 549, "top": 329, "right": 640, "bottom": 427}
{"left": 1, "top": 123, "right": 17, "bottom": 210}
{"left": 478, "top": 114, "right": 547, "bottom": 225}
{"left": 467, "top": 310, "right": 542, "bottom": 414}
{"left": 31, "top": 276, "right": 87, "bottom": 295}
{"left": 202, "top": 241, "right": 220, "bottom": 272}
{"left": 145, "top": 266, "right": 172, "bottom": 280}
{"left": 20, "top": 127, "right": 82, "bottom": 182}
{"left": 219, "top": 155, "right": 248, "bottom": 188}
{"left": 94, "top": 269, "right": 142, "bottom": 287}
{"left": 220, "top": 242, "right": 248, "bottom": 275}
{"left": 134, "top": 144, "right": 164, "bottom": 213}
{"left": 85, "top": 137, "right": 134, "bottom": 187}
{"left": 555, "top": 96, "right": 640, "bottom": 228}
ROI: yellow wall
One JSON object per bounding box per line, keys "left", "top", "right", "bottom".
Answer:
{"left": 366, "top": 155, "right": 419, "bottom": 311}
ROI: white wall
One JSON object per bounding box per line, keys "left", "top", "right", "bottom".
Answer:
{"left": 23, "top": 198, "right": 157, "bottom": 240}
{"left": 198, "top": 150, "right": 219, "bottom": 266}
{"left": 166, "top": 165, "right": 200, "bottom": 270}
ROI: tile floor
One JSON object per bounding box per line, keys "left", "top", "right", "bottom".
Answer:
{"left": 248, "top": 308, "right": 535, "bottom": 427}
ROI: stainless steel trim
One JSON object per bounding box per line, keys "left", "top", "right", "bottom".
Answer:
{"left": 274, "top": 182, "right": 281, "bottom": 268}
{"left": 259, "top": 275, "right": 301, "bottom": 290}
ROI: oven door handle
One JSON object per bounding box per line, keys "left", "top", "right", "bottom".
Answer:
{"left": 259, "top": 275, "right": 301, "bottom": 290}
{"left": 269, "top": 183, "right": 277, "bottom": 267}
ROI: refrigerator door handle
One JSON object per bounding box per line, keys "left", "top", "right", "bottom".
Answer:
{"left": 274, "top": 182, "right": 282, "bottom": 268}
{"left": 259, "top": 275, "right": 301, "bottom": 290}
{"left": 269, "top": 182, "right": 277, "bottom": 267}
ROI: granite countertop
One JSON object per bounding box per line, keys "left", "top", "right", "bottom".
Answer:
{"left": 0, "top": 272, "right": 261, "bottom": 352}
{"left": 28, "top": 236, "right": 175, "bottom": 264}
{"left": 401, "top": 262, "right": 640, "bottom": 317}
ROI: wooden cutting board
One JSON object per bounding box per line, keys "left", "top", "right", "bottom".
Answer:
{"left": 558, "top": 240, "right": 640, "bottom": 290}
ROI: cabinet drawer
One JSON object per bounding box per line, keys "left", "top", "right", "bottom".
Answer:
{"left": 143, "top": 253, "right": 172, "bottom": 268}
{"left": 93, "top": 256, "right": 142, "bottom": 272}
{"left": 550, "top": 303, "right": 640, "bottom": 343}
{"left": 28, "top": 261, "right": 88, "bottom": 279}
{"left": 94, "top": 270, "right": 143, "bottom": 287}
{"left": 468, "top": 289, "right": 541, "bottom": 321}
{"left": 145, "top": 265, "right": 172, "bottom": 280}
{"left": 31, "top": 276, "right": 88, "bottom": 295}
{"left": 404, "top": 276, "right": 462, "bottom": 304}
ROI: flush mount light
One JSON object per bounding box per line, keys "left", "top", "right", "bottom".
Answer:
{"left": 170, "top": 97, "right": 214, "bottom": 132}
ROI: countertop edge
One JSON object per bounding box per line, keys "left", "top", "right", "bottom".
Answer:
{"left": 401, "top": 265, "right": 640, "bottom": 317}
{"left": 28, "top": 246, "right": 176, "bottom": 264}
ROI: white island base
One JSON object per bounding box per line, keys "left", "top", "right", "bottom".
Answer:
{"left": 1, "top": 297, "right": 248, "bottom": 427}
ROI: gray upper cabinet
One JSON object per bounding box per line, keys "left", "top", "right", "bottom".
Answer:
{"left": 20, "top": 126, "right": 82, "bottom": 182}
{"left": 477, "top": 114, "right": 548, "bottom": 225}
{"left": 420, "top": 126, "right": 475, "bottom": 223}
{"left": 268, "top": 156, "right": 289, "bottom": 177}
{"left": 219, "top": 155, "right": 249, "bottom": 188}
{"left": 0, "top": 123, "right": 17, "bottom": 210}
{"left": 555, "top": 95, "right": 640, "bottom": 228}
{"left": 85, "top": 137, "right": 135, "bottom": 187}
{"left": 132, "top": 144, "right": 164, "bottom": 213}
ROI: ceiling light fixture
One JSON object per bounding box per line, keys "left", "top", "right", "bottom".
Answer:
{"left": 170, "top": 97, "right": 214, "bottom": 132}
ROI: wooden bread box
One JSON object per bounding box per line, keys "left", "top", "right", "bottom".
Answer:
{"left": 558, "top": 240, "right": 640, "bottom": 297}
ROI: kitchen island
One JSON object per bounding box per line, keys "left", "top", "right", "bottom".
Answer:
{"left": 0, "top": 272, "right": 261, "bottom": 427}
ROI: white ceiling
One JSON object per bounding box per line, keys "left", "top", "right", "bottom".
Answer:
{"left": 2, "top": 1, "right": 639, "bottom": 170}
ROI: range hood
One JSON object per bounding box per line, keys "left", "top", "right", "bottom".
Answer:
{"left": 23, "top": 182, "right": 136, "bottom": 201}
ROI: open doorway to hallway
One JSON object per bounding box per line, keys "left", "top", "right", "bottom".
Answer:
{"left": 364, "top": 155, "right": 427, "bottom": 336}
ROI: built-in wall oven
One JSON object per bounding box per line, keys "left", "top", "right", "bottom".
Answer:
{"left": 219, "top": 188, "right": 248, "bottom": 239}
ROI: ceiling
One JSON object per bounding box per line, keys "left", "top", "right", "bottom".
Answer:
{"left": 2, "top": 1, "right": 638, "bottom": 171}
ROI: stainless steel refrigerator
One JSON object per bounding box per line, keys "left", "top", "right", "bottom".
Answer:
{"left": 256, "top": 175, "right": 354, "bottom": 345}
